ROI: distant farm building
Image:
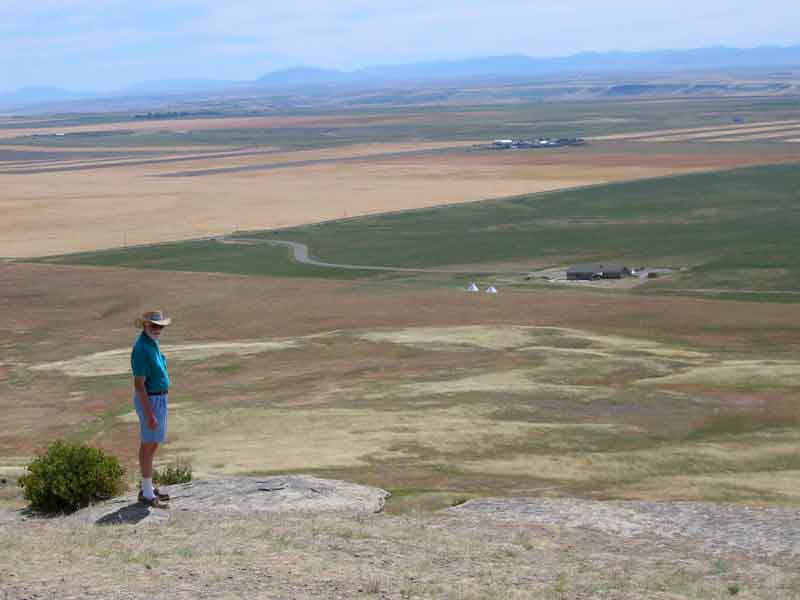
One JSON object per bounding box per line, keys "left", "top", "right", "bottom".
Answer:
{"left": 567, "top": 264, "right": 631, "bottom": 280}
{"left": 491, "top": 138, "right": 585, "bottom": 150}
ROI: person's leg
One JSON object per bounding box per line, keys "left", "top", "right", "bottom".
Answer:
{"left": 139, "top": 442, "right": 159, "bottom": 499}
{"left": 135, "top": 394, "right": 168, "bottom": 503}
{"left": 139, "top": 442, "right": 159, "bottom": 478}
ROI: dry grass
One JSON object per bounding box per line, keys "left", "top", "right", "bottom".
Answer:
{"left": 2, "top": 508, "right": 794, "bottom": 599}
{"left": 614, "top": 469, "right": 800, "bottom": 502}
{"left": 0, "top": 157, "right": 681, "bottom": 258}
{"left": 162, "top": 403, "right": 560, "bottom": 475}
{"left": 2, "top": 262, "right": 800, "bottom": 509}
{"left": 462, "top": 430, "right": 800, "bottom": 486}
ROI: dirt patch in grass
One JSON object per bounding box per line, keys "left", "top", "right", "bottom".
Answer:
{"left": 31, "top": 340, "right": 301, "bottom": 377}
{"left": 357, "top": 325, "right": 710, "bottom": 360}
{"left": 364, "top": 369, "right": 607, "bottom": 399}
{"left": 356, "top": 325, "right": 537, "bottom": 350}
{"left": 636, "top": 360, "right": 800, "bottom": 388}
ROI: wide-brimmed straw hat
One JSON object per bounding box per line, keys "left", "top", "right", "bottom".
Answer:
{"left": 139, "top": 310, "right": 172, "bottom": 327}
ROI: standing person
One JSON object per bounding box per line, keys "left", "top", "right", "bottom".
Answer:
{"left": 131, "top": 310, "right": 172, "bottom": 508}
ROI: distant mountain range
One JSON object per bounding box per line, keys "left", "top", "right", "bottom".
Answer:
{"left": 260, "top": 46, "right": 800, "bottom": 86}
{"left": 3, "top": 45, "right": 800, "bottom": 109}
{"left": 0, "top": 85, "right": 84, "bottom": 106}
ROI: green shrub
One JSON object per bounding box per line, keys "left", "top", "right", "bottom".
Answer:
{"left": 153, "top": 459, "right": 193, "bottom": 485}
{"left": 18, "top": 440, "right": 126, "bottom": 514}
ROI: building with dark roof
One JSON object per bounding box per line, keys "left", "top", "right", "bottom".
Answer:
{"left": 567, "top": 263, "right": 631, "bottom": 280}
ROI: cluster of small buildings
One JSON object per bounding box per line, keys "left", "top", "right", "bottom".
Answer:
{"left": 566, "top": 263, "right": 630, "bottom": 280}
{"left": 492, "top": 138, "right": 586, "bottom": 149}
{"left": 525, "top": 263, "right": 669, "bottom": 285}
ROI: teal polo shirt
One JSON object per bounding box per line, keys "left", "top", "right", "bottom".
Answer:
{"left": 131, "top": 333, "right": 170, "bottom": 393}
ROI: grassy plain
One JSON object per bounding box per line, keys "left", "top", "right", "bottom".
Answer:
{"left": 4, "top": 94, "right": 800, "bottom": 257}
{"left": 49, "top": 163, "right": 800, "bottom": 297}
{"left": 4, "top": 139, "right": 744, "bottom": 257}
{"left": 2, "top": 95, "right": 798, "bottom": 513}
{"left": 1, "top": 262, "right": 799, "bottom": 515}
{"left": 3, "top": 85, "right": 800, "bottom": 599}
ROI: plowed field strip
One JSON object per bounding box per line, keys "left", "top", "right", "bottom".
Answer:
{"left": 646, "top": 123, "right": 800, "bottom": 142}
{"left": 592, "top": 119, "right": 800, "bottom": 141}
{"left": 704, "top": 129, "right": 800, "bottom": 142}
{"left": 0, "top": 147, "right": 286, "bottom": 175}
{"left": 0, "top": 141, "right": 480, "bottom": 176}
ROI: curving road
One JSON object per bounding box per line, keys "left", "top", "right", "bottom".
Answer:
{"left": 224, "top": 237, "right": 505, "bottom": 274}
{"left": 7, "top": 234, "right": 799, "bottom": 297}
{"left": 223, "top": 236, "right": 800, "bottom": 296}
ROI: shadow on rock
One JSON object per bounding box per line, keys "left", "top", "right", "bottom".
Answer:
{"left": 95, "top": 502, "right": 151, "bottom": 526}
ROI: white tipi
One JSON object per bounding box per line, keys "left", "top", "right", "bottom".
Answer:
{"left": 485, "top": 285, "right": 498, "bottom": 294}
{"left": 466, "top": 282, "right": 480, "bottom": 292}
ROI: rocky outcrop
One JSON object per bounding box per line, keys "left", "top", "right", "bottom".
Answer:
{"left": 58, "top": 475, "right": 390, "bottom": 527}
{"left": 450, "top": 497, "right": 800, "bottom": 560}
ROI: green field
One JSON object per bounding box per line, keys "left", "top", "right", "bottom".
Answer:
{"left": 39, "top": 240, "right": 373, "bottom": 279}
{"left": 43, "top": 163, "right": 800, "bottom": 299}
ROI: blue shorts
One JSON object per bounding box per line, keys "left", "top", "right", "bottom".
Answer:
{"left": 134, "top": 392, "right": 168, "bottom": 443}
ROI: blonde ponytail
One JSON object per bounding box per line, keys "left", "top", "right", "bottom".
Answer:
{"left": 134, "top": 317, "right": 145, "bottom": 329}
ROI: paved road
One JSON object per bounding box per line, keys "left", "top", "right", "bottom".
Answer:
{"left": 226, "top": 237, "right": 510, "bottom": 274}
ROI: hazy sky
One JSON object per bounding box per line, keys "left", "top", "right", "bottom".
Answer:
{"left": 3, "top": 0, "right": 799, "bottom": 91}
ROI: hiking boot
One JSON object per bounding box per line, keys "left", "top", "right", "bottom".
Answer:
{"left": 153, "top": 487, "right": 170, "bottom": 501}
{"left": 138, "top": 490, "right": 169, "bottom": 509}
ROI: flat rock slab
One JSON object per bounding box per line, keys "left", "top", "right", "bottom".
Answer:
{"left": 451, "top": 498, "right": 800, "bottom": 560}
{"left": 58, "top": 476, "right": 389, "bottom": 527}
{"left": 0, "top": 508, "right": 25, "bottom": 526}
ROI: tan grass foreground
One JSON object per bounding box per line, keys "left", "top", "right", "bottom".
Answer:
{"left": 4, "top": 506, "right": 799, "bottom": 599}
{"left": 2, "top": 262, "right": 799, "bottom": 512}
{"left": 2, "top": 262, "right": 800, "bottom": 597}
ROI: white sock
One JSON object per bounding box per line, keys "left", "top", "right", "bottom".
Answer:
{"left": 142, "top": 478, "right": 155, "bottom": 499}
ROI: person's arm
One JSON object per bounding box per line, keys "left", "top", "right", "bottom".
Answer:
{"left": 134, "top": 375, "right": 158, "bottom": 430}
